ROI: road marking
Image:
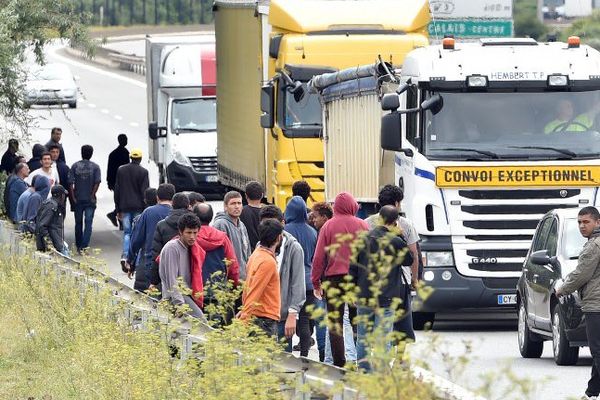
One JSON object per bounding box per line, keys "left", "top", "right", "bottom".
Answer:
{"left": 49, "top": 45, "right": 146, "bottom": 89}
{"left": 114, "top": 115, "right": 123, "bottom": 121}
{"left": 129, "top": 122, "right": 139, "bottom": 127}
{"left": 87, "top": 103, "right": 96, "bottom": 109}
{"left": 101, "top": 108, "right": 109, "bottom": 114}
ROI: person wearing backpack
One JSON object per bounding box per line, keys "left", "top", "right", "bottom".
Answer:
{"left": 35, "top": 185, "right": 68, "bottom": 255}
{"left": 194, "top": 203, "right": 240, "bottom": 323}
{"left": 20, "top": 175, "right": 50, "bottom": 234}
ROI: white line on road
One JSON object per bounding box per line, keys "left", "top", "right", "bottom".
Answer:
{"left": 87, "top": 103, "right": 96, "bottom": 109}
{"left": 114, "top": 115, "right": 123, "bottom": 120}
{"left": 101, "top": 108, "right": 109, "bottom": 114}
{"left": 49, "top": 45, "right": 146, "bottom": 89}
{"left": 129, "top": 122, "right": 139, "bottom": 127}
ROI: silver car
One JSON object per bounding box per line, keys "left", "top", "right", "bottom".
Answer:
{"left": 25, "top": 63, "right": 78, "bottom": 108}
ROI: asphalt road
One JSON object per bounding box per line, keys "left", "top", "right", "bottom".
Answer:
{"left": 21, "top": 41, "right": 593, "bottom": 400}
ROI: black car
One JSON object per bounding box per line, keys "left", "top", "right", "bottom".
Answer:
{"left": 517, "top": 208, "right": 588, "bottom": 365}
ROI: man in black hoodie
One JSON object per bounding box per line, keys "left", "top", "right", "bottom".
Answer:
{"left": 106, "top": 134, "right": 129, "bottom": 227}
{"left": 148, "top": 192, "right": 190, "bottom": 290}
{"left": 27, "top": 144, "right": 46, "bottom": 172}
{"left": 35, "top": 185, "right": 68, "bottom": 255}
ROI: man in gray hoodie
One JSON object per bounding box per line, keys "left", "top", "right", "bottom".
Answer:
{"left": 212, "top": 191, "right": 252, "bottom": 279}
{"left": 259, "top": 204, "right": 306, "bottom": 352}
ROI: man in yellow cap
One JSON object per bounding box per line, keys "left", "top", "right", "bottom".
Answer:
{"left": 114, "top": 148, "right": 149, "bottom": 273}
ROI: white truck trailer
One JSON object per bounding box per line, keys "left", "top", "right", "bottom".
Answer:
{"left": 146, "top": 35, "right": 223, "bottom": 193}
{"left": 369, "top": 37, "right": 600, "bottom": 325}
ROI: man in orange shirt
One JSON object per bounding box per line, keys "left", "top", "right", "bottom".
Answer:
{"left": 240, "top": 219, "right": 283, "bottom": 336}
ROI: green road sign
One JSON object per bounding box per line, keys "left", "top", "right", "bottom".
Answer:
{"left": 429, "top": 20, "right": 513, "bottom": 38}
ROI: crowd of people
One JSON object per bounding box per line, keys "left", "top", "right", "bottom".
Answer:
{"left": 1, "top": 129, "right": 421, "bottom": 371}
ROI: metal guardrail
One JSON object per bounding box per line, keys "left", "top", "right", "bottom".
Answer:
{"left": 108, "top": 52, "right": 146, "bottom": 75}
{"left": 0, "top": 220, "right": 486, "bottom": 400}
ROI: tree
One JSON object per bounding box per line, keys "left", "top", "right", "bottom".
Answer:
{"left": 0, "top": 0, "right": 91, "bottom": 138}
{"left": 513, "top": 0, "right": 547, "bottom": 40}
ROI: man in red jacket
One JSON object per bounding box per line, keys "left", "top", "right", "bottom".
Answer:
{"left": 194, "top": 203, "right": 240, "bottom": 323}
{"left": 311, "top": 191, "right": 368, "bottom": 367}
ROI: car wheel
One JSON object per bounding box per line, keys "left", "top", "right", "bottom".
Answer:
{"left": 518, "top": 302, "right": 543, "bottom": 358}
{"left": 552, "top": 306, "right": 579, "bottom": 365}
{"left": 68, "top": 102, "right": 77, "bottom": 109}
{"left": 412, "top": 312, "right": 435, "bottom": 331}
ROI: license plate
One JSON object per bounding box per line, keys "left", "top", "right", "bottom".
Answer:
{"left": 206, "top": 175, "right": 218, "bottom": 183}
{"left": 498, "top": 294, "right": 517, "bottom": 305}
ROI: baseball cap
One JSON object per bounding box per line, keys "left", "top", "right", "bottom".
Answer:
{"left": 130, "top": 148, "right": 143, "bottom": 158}
{"left": 51, "top": 185, "right": 68, "bottom": 196}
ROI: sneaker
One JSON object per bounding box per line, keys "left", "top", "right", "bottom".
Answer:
{"left": 107, "top": 211, "right": 118, "bottom": 227}
{"left": 292, "top": 338, "right": 315, "bottom": 352}
{"left": 120, "top": 258, "right": 128, "bottom": 273}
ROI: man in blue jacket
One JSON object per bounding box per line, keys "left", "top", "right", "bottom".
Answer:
{"left": 127, "top": 183, "right": 174, "bottom": 292}
{"left": 6, "top": 163, "right": 30, "bottom": 222}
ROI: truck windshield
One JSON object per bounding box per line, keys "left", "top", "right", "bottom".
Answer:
{"left": 283, "top": 83, "right": 321, "bottom": 134}
{"left": 424, "top": 90, "right": 600, "bottom": 160}
{"left": 171, "top": 98, "right": 216, "bottom": 133}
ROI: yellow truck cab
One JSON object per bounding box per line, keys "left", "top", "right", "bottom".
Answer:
{"left": 214, "top": 0, "right": 429, "bottom": 208}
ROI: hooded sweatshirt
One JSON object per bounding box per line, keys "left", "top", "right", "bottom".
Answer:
{"left": 21, "top": 176, "right": 50, "bottom": 230}
{"left": 311, "top": 192, "right": 369, "bottom": 290}
{"left": 148, "top": 208, "right": 190, "bottom": 286}
{"left": 212, "top": 212, "right": 251, "bottom": 279}
{"left": 284, "top": 196, "right": 318, "bottom": 291}
{"left": 27, "top": 144, "right": 45, "bottom": 172}
{"left": 275, "top": 231, "right": 307, "bottom": 320}
{"left": 196, "top": 225, "right": 240, "bottom": 286}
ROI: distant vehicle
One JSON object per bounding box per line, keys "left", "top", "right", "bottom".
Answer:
{"left": 25, "top": 63, "right": 78, "bottom": 108}
{"left": 517, "top": 208, "right": 587, "bottom": 365}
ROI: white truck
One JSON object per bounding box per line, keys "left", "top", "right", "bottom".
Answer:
{"left": 146, "top": 34, "right": 223, "bottom": 193}
{"left": 373, "top": 37, "right": 600, "bottom": 325}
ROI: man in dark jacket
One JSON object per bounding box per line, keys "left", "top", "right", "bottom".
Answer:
{"left": 127, "top": 183, "right": 174, "bottom": 291}
{"left": 1, "top": 139, "right": 19, "bottom": 175}
{"left": 35, "top": 185, "right": 68, "bottom": 255}
{"left": 106, "top": 134, "right": 129, "bottom": 227}
{"left": 45, "top": 127, "right": 65, "bottom": 163}
{"left": 240, "top": 181, "right": 263, "bottom": 250}
{"left": 27, "top": 144, "right": 46, "bottom": 172}
{"left": 148, "top": 192, "right": 190, "bottom": 290}
{"left": 351, "top": 205, "right": 414, "bottom": 372}
{"left": 48, "top": 144, "right": 70, "bottom": 190}
{"left": 114, "top": 148, "right": 149, "bottom": 269}
{"left": 6, "top": 163, "right": 29, "bottom": 223}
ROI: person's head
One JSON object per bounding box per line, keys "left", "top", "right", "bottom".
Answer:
{"left": 557, "top": 99, "right": 575, "bottom": 121}
{"left": 258, "top": 219, "right": 284, "bottom": 249}
{"left": 48, "top": 144, "right": 61, "bottom": 162}
{"left": 130, "top": 148, "right": 142, "bottom": 163}
{"left": 193, "top": 203, "right": 213, "bottom": 225}
{"left": 32, "top": 143, "right": 45, "bottom": 158}
{"left": 172, "top": 192, "right": 190, "bottom": 210}
{"left": 51, "top": 185, "right": 68, "bottom": 202}
{"left": 311, "top": 202, "right": 333, "bottom": 230}
{"left": 156, "top": 183, "right": 176, "bottom": 203}
{"left": 379, "top": 205, "right": 399, "bottom": 227}
{"left": 245, "top": 181, "right": 264, "bottom": 203}
{"left": 378, "top": 184, "right": 403, "bottom": 209}
{"left": 30, "top": 174, "right": 39, "bottom": 190}
{"left": 292, "top": 180, "right": 311, "bottom": 202}
{"left": 8, "top": 139, "right": 18, "bottom": 153}
{"left": 177, "top": 213, "right": 201, "bottom": 247}
{"left": 50, "top": 127, "right": 62, "bottom": 143}
{"left": 15, "top": 155, "right": 26, "bottom": 166}
{"left": 14, "top": 162, "right": 29, "bottom": 179}
{"left": 144, "top": 188, "right": 158, "bottom": 206}
{"left": 259, "top": 204, "right": 284, "bottom": 223}
{"left": 81, "top": 145, "right": 93, "bottom": 161}
{"left": 41, "top": 152, "right": 52, "bottom": 169}
{"left": 578, "top": 206, "right": 600, "bottom": 238}
{"left": 223, "top": 191, "right": 243, "bottom": 219}
{"left": 117, "top": 134, "right": 128, "bottom": 147}
{"left": 188, "top": 192, "right": 205, "bottom": 207}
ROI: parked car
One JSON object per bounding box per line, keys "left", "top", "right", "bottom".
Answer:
{"left": 25, "top": 63, "right": 78, "bottom": 108}
{"left": 517, "top": 208, "right": 588, "bottom": 365}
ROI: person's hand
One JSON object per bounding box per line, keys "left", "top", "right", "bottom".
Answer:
{"left": 313, "top": 288, "right": 323, "bottom": 300}
{"left": 117, "top": 212, "right": 123, "bottom": 221}
{"left": 235, "top": 311, "right": 242, "bottom": 319}
{"left": 127, "top": 266, "right": 134, "bottom": 280}
{"left": 556, "top": 287, "right": 563, "bottom": 297}
{"left": 285, "top": 313, "right": 297, "bottom": 338}
{"left": 147, "top": 284, "right": 156, "bottom": 291}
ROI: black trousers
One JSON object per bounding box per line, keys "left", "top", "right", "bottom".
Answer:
{"left": 298, "top": 290, "right": 317, "bottom": 357}
{"left": 253, "top": 317, "right": 278, "bottom": 337}
{"left": 586, "top": 312, "right": 600, "bottom": 397}
{"left": 324, "top": 275, "right": 357, "bottom": 367}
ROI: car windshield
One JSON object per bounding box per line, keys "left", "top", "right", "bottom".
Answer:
{"left": 283, "top": 83, "right": 321, "bottom": 131}
{"left": 32, "top": 64, "right": 71, "bottom": 81}
{"left": 424, "top": 91, "right": 600, "bottom": 160}
{"left": 171, "top": 98, "right": 216, "bottom": 133}
{"left": 562, "top": 218, "right": 587, "bottom": 260}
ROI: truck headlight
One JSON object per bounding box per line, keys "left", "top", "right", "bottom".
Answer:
{"left": 423, "top": 251, "right": 454, "bottom": 267}
{"left": 173, "top": 150, "right": 192, "bottom": 168}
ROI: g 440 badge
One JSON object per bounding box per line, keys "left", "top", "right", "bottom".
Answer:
{"left": 471, "top": 257, "right": 498, "bottom": 264}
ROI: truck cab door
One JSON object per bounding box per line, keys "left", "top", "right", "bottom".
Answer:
{"left": 395, "top": 84, "right": 419, "bottom": 208}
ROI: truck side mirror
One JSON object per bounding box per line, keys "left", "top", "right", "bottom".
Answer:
{"left": 421, "top": 94, "right": 444, "bottom": 115}
{"left": 260, "top": 84, "right": 275, "bottom": 129}
{"left": 149, "top": 122, "right": 159, "bottom": 140}
{"left": 381, "top": 93, "right": 400, "bottom": 111}
{"left": 381, "top": 111, "right": 402, "bottom": 151}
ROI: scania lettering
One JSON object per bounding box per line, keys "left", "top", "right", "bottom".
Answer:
{"left": 380, "top": 37, "right": 600, "bottom": 325}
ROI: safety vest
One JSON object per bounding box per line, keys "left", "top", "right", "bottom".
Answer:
{"left": 544, "top": 114, "right": 593, "bottom": 134}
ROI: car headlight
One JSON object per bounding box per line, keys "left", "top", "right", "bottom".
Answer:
{"left": 173, "top": 150, "right": 192, "bottom": 167}
{"left": 423, "top": 251, "right": 454, "bottom": 267}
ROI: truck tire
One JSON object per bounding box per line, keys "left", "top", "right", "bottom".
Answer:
{"left": 412, "top": 312, "right": 435, "bottom": 330}
{"left": 552, "top": 306, "right": 579, "bottom": 365}
{"left": 518, "top": 302, "right": 543, "bottom": 358}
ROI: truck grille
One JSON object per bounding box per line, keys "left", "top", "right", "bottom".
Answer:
{"left": 189, "top": 156, "right": 217, "bottom": 174}
{"left": 446, "top": 187, "right": 590, "bottom": 277}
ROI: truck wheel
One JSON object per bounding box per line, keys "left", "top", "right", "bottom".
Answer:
{"left": 412, "top": 312, "right": 435, "bottom": 330}
{"left": 518, "top": 302, "right": 543, "bottom": 358}
{"left": 552, "top": 306, "right": 579, "bottom": 365}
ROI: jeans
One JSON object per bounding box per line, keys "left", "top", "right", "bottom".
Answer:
{"left": 324, "top": 304, "right": 357, "bottom": 365}
{"left": 298, "top": 290, "right": 319, "bottom": 357}
{"left": 324, "top": 275, "right": 357, "bottom": 367}
{"left": 356, "top": 306, "right": 394, "bottom": 372}
{"left": 277, "top": 320, "right": 293, "bottom": 352}
{"left": 254, "top": 317, "right": 278, "bottom": 337}
{"left": 73, "top": 204, "right": 96, "bottom": 250}
{"left": 121, "top": 211, "right": 139, "bottom": 259}
{"left": 585, "top": 312, "right": 600, "bottom": 397}
{"left": 315, "top": 298, "right": 327, "bottom": 358}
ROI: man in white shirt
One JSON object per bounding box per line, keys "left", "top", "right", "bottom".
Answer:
{"left": 27, "top": 152, "right": 58, "bottom": 197}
